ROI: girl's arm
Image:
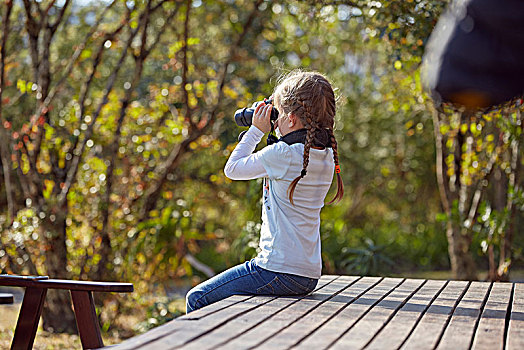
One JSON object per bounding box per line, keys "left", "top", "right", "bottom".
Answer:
{"left": 224, "top": 125, "right": 268, "bottom": 180}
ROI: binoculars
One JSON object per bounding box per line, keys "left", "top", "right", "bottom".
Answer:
{"left": 234, "top": 99, "right": 279, "bottom": 127}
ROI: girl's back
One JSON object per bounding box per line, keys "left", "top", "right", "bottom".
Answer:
{"left": 256, "top": 141, "right": 335, "bottom": 278}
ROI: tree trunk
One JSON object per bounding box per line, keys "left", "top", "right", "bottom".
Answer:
{"left": 41, "top": 200, "right": 77, "bottom": 333}
{"left": 433, "top": 109, "right": 478, "bottom": 280}
{"left": 497, "top": 111, "right": 521, "bottom": 281}
{"left": 446, "top": 221, "right": 477, "bottom": 280}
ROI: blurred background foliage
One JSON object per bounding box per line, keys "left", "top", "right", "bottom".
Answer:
{"left": 0, "top": 0, "right": 523, "bottom": 334}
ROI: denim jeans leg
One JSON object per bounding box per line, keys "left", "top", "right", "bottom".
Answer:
{"left": 186, "top": 259, "right": 267, "bottom": 313}
{"left": 255, "top": 272, "right": 318, "bottom": 295}
{"left": 185, "top": 259, "right": 319, "bottom": 314}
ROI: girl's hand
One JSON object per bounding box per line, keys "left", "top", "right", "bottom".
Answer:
{"left": 252, "top": 102, "right": 273, "bottom": 134}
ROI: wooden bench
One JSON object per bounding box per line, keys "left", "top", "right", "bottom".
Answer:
{"left": 0, "top": 274, "right": 133, "bottom": 350}
{"left": 106, "top": 275, "right": 524, "bottom": 349}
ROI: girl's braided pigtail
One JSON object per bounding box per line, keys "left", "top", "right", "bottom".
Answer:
{"left": 287, "top": 116, "right": 316, "bottom": 205}
{"left": 327, "top": 127, "right": 344, "bottom": 204}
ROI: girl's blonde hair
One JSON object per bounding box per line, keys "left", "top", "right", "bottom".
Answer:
{"left": 273, "top": 70, "right": 344, "bottom": 205}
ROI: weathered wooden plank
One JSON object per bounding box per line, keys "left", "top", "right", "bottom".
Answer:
{"left": 507, "top": 282, "right": 524, "bottom": 350}
{"left": 181, "top": 275, "right": 341, "bottom": 350}
{"left": 111, "top": 319, "right": 183, "bottom": 350}
{"left": 217, "top": 275, "right": 365, "bottom": 350}
{"left": 110, "top": 295, "right": 253, "bottom": 350}
{"left": 283, "top": 277, "right": 402, "bottom": 350}
{"left": 177, "top": 295, "right": 253, "bottom": 320}
{"left": 327, "top": 278, "right": 425, "bottom": 350}
{"left": 140, "top": 295, "right": 277, "bottom": 350}
{"left": 436, "top": 281, "right": 491, "bottom": 349}
{"left": 401, "top": 280, "right": 469, "bottom": 350}
{"left": 366, "top": 279, "right": 447, "bottom": 350}
{"left": 0, "top": 275, "right": 132, "bottom": 292}
{"left": 250, "top": 277, "right": 396, "bottom": 349}
{"left": 471, "top": 282, "right": 513, "bottom": 350}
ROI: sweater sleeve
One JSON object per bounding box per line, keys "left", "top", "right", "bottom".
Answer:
{"left": 224, "top": 126, "right": 268, "bottom": 180}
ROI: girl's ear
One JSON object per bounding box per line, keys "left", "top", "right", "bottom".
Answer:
{"left": 288, "top": 113, "right": 297, "bottom": 127}
{"left": 288, "top": 113, "right": 304, "bottom": 129}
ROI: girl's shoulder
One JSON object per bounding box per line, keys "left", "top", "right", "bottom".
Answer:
{"left": 256, "top": 142, "right": 295, "bottom": 179}
{"left": 259, "top": 141, "right": 293, "bottom": 157}
{"left": 261, "top": 142, "right": 331, "bottom": 160}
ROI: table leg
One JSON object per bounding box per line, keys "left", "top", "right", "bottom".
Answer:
{"left": 70, "top": 290, "right": 104, "bottom": 349}
{"left": 11, "top": 287, "right": 47, "bottom": 350}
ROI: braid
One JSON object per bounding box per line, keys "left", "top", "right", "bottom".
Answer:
{"left": 288, "top": 110, "right": 316, "bottom": 205}
{"left": 327, "top": 127, "right": 344, "bottom": 204}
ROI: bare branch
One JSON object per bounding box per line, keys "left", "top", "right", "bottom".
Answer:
{"left": 57, "top": 4, "right": 152, "bottom": 207}
{"left": 432, "top": 109, "right": 451, "bottom": 214}
{"left": 21, "top": 137, "right": 43, "bottom": 190}
{"left": 4, "top": 91, "right": 24, "bottom": 109}
{"left": 0, "top": 0, "right": 15, "bottom": 223}
{"left": 465, "top": 131, "right": 504, "bottom": 228}
{"left": 182, "top": 0, "right": 196, "bottom": 129}
{"left": 22, "top": 0, "right": 42, "bottom": 83}
{"left": 208, "top": 0, "right": 264, "bottom": 124}
{"left": 185, "top": 253, "right": 215, "bottom": 277}
{"left": 48, "top": 0, "right": 71, "bottom": 36}
{"left": 139, "top": 0, "right": 264, "bottom": 220}
{"left": 44, "top": 0, "right": 57, "bottom": 16}
{"left": 144, "top": 1, "right": 183, "bottom": 57}
{"left": 15, "top": 151, "right": 35, "bottom": 202}
{"left": 67, "top": 15, "right": 128, "bottom": 170}
{"left": 458, "top": 115, "right": 472, "bottom": 215}
{"left": 23, "top": 0, "right": 72, "bottom": 175}
{"left": 139, "top": 134, "right": 201, "bottom": 221}
{"left": 42, "top": 0, "right": 118, "bottom": 113}
{"left": 97, "top": 0, "right": 155, "bottom": 280}
{"left": 498, "top": 107, "right": 523, "bottom": 276}
{"left": 315, "top": 0, "right": 362, "bottom": 7}
{"left": 151, "top": 0, "right": 171, "bottom": 12}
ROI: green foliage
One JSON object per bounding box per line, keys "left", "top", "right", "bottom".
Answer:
{"left": 340, "top": 238, "right": 394, "bottom": 276}
{"left": 230, "top": 221, "right": 260, "bottom": 263}
{"left": 134, "top": 298, "right": 184, "bottom": 333}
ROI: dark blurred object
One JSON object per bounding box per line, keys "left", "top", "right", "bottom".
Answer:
{"left": 423, "top": 0, "right": 524, "bottom": 109}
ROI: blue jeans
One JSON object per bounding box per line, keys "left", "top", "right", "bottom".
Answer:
{"left": 186, "top": 259, "right": 318, "bottom": 313}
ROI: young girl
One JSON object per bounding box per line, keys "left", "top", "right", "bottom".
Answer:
{"left": 186, "top": 70, "right": 343, "bottom": 313}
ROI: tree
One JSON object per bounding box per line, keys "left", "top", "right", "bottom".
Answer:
{"left": 433, "top": 101, "right": 523, "bottom": 280}
{"left": 0, "top": 0, "right": 265, "bottom": 332}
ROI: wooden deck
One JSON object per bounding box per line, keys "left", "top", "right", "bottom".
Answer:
{"left": 109, "top": 275, "right": 524, "bottom": 349}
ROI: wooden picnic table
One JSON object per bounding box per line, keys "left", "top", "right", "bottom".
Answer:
{"left": 109, "top": 275, "right": 524, "bottom": 350}
{"left": 0, "top": 274, "right": 133, "bottom": 350}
